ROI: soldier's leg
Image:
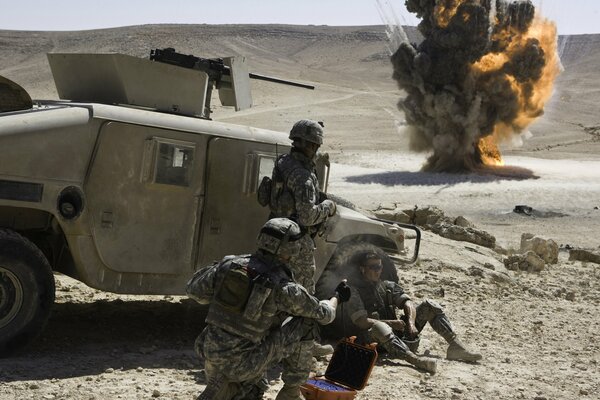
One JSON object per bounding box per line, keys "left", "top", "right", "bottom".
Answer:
{"left": 288, "top": 235, "right": 316, "bottom": 294}
{"left": 368, "top": 320, "right": 437, "bottom": 374}
{"left": 414, "top": 299, "right": 456, "bottom": 341}
{"left": 414, "top": 300, "right": 482, "bottom": 362}
{"left": 197, "top": 362, "right": 239, "bottom": 400}
{"left": 288, "top": 236, "right": 333, "bottom": 357}
{"left": 274, "top": 317, "right": 320, "bottom": 400}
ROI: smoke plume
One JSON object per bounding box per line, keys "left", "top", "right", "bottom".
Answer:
{"left": 392, "top": 0, "right": 561, "bottom": 172}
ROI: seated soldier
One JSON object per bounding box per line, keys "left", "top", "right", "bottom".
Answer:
{"left": 186, "top": 218, "right": 351, "bottom": 400}
{"left": 326, "top": 251, "right": 482, "bottom": 374}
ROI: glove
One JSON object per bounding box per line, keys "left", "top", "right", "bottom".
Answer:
{"left": 322, "top": 199, "right": 336, "bottom": 217}
{"left": 334, "top": 280, "right": 351, "bottom": 303}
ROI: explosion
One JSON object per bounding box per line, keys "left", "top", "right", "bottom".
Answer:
{"left": 392, "top": 0, "right": 561, "bottom": 172}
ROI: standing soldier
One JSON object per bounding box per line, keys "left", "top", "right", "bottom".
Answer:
{"left": 264, "top": 119, "right": 336, "bottom": 294}
{"left": 187, "top": 218, "right": 350, "bottom": 400}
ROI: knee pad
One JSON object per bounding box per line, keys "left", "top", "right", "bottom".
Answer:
{"left": 368, "top": 320, "right": 394, "bottom": 343}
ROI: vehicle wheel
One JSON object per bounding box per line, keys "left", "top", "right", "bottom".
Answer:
{"left": 315, "top": 241, "right": 398, "bottom": 300}
{"left": 0, "top": 229, "right": 55, "bottom": 356}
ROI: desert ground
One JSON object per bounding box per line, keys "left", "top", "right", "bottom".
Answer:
{"left": 1, "top": 24, "right": 599, "bottom": 399}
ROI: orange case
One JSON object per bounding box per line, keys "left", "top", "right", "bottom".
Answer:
{"left": 300, "top": 337, "right": 378, "bottom": 400}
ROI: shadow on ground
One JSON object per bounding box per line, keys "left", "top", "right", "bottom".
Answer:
{"left": 0, "top": 299, "right": 208, "bottom": 382}
{"left": 345, "top": 165, "right": 539, "bottom": 187}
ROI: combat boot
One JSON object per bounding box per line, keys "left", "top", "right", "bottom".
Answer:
{"left": 446, "top": 338, "right": 482, "bottom": 362}
{"left": 405, "top": 352, "right": 438, "bottom": 374}
{"left": 275, "top": 385, "right": 303, "bottom": 400}
{"left": 312, "top": 342, "right": 334, "bottom": 358}
{"left": 368, "top": 320, "right": 437, "bottom": 374}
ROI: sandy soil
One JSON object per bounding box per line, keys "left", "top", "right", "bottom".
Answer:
{"left": 1, "top": 24, "right": 599, "bottom": 400}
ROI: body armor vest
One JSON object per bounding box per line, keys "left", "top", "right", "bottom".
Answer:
{"left": 205, "top": 255, "right": 292, "bottom": 343}
{"left": 269, "top": 151, "right": 320, "bottom": 224}
{"left": 354, "top": 280, "right": 397, "bottom": 320}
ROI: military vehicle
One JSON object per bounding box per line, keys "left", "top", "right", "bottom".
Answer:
{"left": 0, "top": 49, "right": 420, "bottom": 355}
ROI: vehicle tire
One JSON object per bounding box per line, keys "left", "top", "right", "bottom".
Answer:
{"left": 315, "top": 241, "right": 398, "bottom": 300}
{"left": 0, "top": 229, "right": 55, "bottom": 356}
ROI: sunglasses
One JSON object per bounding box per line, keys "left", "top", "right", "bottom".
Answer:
{"left": 365, "top": 263, "right": 383, "bottom": 271}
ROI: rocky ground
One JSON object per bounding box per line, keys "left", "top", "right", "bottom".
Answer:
{"left": 1, "top": 23, "right": 600, "bottom": 400}
{"left": 1, "top": 229, "right": 599, "bottom": 400}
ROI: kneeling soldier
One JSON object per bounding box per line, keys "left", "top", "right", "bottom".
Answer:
{"left": 187, "top": 218, "right": 350, "bottom": 400}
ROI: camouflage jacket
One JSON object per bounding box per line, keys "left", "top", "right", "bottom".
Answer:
{"left": 186, "top": 253, "right": 336, "bottom": 343}
{"left": 346, "top": 279, "right": 411, "bottom": 323}
{"left": 269, "top": 149, "right": 331, "bottom": 229}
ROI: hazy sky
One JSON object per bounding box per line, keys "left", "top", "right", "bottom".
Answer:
{"left": 0, "top": 0, "right": 597, "bottom": 35}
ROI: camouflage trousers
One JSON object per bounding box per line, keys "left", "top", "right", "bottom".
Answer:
{"left": 289, "top": 234, "right": 316, "bottom": 294}
{"left": 368, "top": 299, "right": 456, "bottom": 356}
{"left": 197, "top": 317, "right": 318, "bottom": 399}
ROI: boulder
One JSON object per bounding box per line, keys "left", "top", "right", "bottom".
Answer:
{"left": 373, "top": 208, "right": 411, "bottom": 224}
{"left": 569, "top": 249, "right": 600, "bottom": 264}
{"left": 454, "top": 216, "right": 473, "bottom": 228}
{"left": 430, "top": 222, "right": 496, "bottom": 248}
{"left": 520, "top": 233, "right": 559, "bottom": 264}
{"left": 503, "top": 251, "right": 546, "bottom": 272}
{"left": 402, "top": 205, "right": 446, "bottom": 226}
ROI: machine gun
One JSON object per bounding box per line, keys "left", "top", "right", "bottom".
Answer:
{"left": 150, "top": 48, "right": 314, "bottom": 90}
{"left": 150, "top": 48, "right": 314, "bottom": 118}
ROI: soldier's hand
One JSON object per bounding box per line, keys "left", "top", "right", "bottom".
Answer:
{"left": 388, "top": 319, "right": 406, "bottom": 332}
{"left": 334, "top": 280, "right": 351, "bottom": 303}
{"left": 322, "top": 199, "right": 336, "bottom": 217}
{"left": 406, "top": 322, "right": 419, "bottom": 339}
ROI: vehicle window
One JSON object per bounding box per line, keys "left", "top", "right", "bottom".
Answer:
{"left": 258, "top": 155, "right": 274, "bottom": 181}
{"left": 153, "top": 140, "right": 195, "bottom": 187}
{"left": 243, "top": 153, "right": 276, "bottom": 194}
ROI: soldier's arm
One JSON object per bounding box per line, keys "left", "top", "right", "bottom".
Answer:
{"left": 278, "top": 283, "right": 337, "bottom": 325}
{"left": 289, "top": 169, "right": 332, "bottom": 227}
{"left": 185, "top": 264, "right": 219, "bottom": 305}
{"left": 402, "top": 300, "right": 419, "bottom": 339}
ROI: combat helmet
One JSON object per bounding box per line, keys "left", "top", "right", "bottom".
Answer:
{"left": 257, "top": 218, "right": 303, "bottom": 258}
{"left": 289, "top": 119, "right": 324, "bottom": 145}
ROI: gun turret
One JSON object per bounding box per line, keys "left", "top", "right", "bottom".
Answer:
{"left": 47, "top": 49, "right": 312, "bottom": 120}
{"left": 150, "top": 48, "right": 314, "bottom": 118}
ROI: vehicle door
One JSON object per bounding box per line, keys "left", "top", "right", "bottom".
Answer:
{"left": 197, "top": 137, "right": 281, "bottom": 267}
{"left": 85, "top": 122, "right": 207, "bottom": 275}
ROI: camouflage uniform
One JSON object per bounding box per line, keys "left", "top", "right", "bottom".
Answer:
{"left": 336, "top": 278, "right": 457, "bottom": 353}
{"left": 269, "top": 148, "right": 333, "bottom": 293}
{"left": 187, "top": 252, "right": 336, "bottom": 399}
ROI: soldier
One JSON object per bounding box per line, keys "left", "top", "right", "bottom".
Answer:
{"left": 265, "top": 119, "right": 336, "bottom": 294}
{"left": 328, "top": 251, "right": 482, "bottom": 374}
{"left": 187, "top": 218, "right": 350, "bottom": 400}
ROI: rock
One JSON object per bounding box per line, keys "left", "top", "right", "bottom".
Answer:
{"left": 565, "top": 291, "right": 576, "bottom": 301}
{"left": 430, "top": 222, "right": 496, "bottom": 248}
{"left": 520, "top": 233, "right": 559, "bottom": 264}
{"left": 152, "top": 389, "right": 161, "bottom": 397}
{"left": 403, "top": 205, "right": 446, "bottom": 226}
{"left": 454, "top": 216, "right": 472, "bottom": 228}
{"left": 104, "top": 368, "right": 114, "bottom": 373}
{"left": 29, "top": 383, "right": 40, "bottom": 389}
{"left": 569, "top": 249, "right": 600, "bottom": 264}
{"left": 373, "top": 208, "right": 411, "bottom": 223}
{"left": 504, "top": 251, "right": 545, "bottom": 272}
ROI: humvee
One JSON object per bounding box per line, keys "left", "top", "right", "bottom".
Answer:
{"left": 0, "top": 49, "right": 420, "bottom": 355}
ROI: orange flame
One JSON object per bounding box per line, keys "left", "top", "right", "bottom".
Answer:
{"left": 477, "top": 135, "right": 504, "bottom": 166}
{"left": 434, "top": 0, "right": 461, "bottom": 28}
{"left": 471, "top": 13, "right": 560, "bottom": 162}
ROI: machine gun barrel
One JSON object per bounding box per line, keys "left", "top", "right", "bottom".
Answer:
{"left": 248, "top": 73, "right": 314, "bottom": 90}
{"left": 150, "top": 48, "right": 314, "bottom": 90}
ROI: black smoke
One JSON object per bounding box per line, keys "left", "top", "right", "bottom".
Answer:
{"left": 393, "top": 0, "right": 553, "bottom": 172}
